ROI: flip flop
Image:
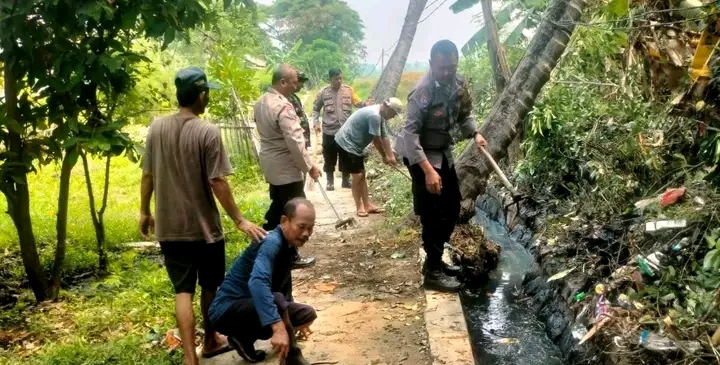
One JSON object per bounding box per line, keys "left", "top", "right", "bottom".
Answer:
{"left": 357, "top": 211, "right": 369, "bottom": 217}
{"left": 367, "top": 207, "right": 385, "bottom": 214}
{"left": 201, "top": 344, "right": 233, "bottom": 359}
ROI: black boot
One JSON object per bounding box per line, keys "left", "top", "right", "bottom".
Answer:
{"left": 227, "top": 336, "right": 266, "bottom": 363}
{"left": 326, "top": 176, "right": 334, "bottom": 191}
{"left": 341, "top": 174, "right": 351, "bottom": 189}
{"left": 442, "top": 262, "right": 462, "bottom": 277}
{"left": 422, "top": 260, "right": 462, "bottom": 292}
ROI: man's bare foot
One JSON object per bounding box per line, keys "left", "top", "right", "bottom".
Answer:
{"left": 365, "top": 205, "right": 385, "bottom": 214}
{"left": 357, "top": 210, "right": 369, "bottom": 217}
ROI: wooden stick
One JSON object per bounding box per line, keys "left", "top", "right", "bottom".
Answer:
{"left": 478, "top": 146, "right": 520, "bottom": 196}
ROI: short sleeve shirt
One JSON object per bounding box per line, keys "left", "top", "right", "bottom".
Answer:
{"left": 143, "top": 113, "right": 233, "bottom": 243}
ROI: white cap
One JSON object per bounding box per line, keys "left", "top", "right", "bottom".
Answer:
{"left": 384, "top": 97, "right": 403, "bottom": 114}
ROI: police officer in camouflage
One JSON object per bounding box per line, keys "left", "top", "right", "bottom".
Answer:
{"left": 394, "top": 40, "right": 488, "bottom": 293}
{"left": 288, "top": 72, "right": 311, "bottom": 148}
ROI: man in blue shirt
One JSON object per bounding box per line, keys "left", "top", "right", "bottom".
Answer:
{"left": 209, "top": 198, "right": 316, "bottom": 365}
{"left": 335, "top": 98, "right": 403, "bottom": 217}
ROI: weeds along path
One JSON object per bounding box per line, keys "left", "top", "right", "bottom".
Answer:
{"left": 203, "top": 127, "right": 433, "bottom": 365}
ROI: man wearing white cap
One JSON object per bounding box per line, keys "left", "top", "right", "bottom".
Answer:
{"left": 334, "top": 97, "right": 403, "bottom": 217}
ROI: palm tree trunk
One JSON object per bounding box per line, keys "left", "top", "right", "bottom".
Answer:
{"left": 481, "top": 0, "right": 511, "bottom": 91}
{"left": 455, "top": 0, "right": 586, "bottom": 220}
{"left": 370, "top": 0, "right": 429, "bottom": 103}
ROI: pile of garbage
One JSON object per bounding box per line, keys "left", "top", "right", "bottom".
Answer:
{"left": 546, "top": 184, "right": 720, "bottom": 364}
{"left": 450, "top": 224, "right": 501, "bottom": 282}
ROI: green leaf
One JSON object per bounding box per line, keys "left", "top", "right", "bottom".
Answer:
{"left": 607, "top": 0, "right": 629, "bottom": 17}
{"left": 4, "top": 118, "right": 24, "bottom": 134}
{"left": 100, "top": 54, "right": 123, "bottom": 72}
{"left": 161, "top": 28, "right": 176, "bottom": 50}
{"left": 224, "top": 0, "right": 233, "bottom": 10}
{"left": 703, "top": 249, "right": 718, "bottom": 271}
{"left": 450, "top": 0, "right": 480, "bottom": 13}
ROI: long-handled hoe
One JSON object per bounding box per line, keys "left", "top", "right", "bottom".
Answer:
{"left": 315, "top": 179, "right": 356, "bottom": 229}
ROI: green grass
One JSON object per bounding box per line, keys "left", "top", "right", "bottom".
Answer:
{"left": 0, "top": 126, "right": 270, "bottom": 365}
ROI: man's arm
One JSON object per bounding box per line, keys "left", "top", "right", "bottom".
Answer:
{"left": 248, "top": 236, "right": 283, "bottom": 327}
{"left": 312, "top": 90, "right": 324, "bottom": 129}
{"left": 140, "top": 172, "right": 153, "bottom": 215}
{"left": 457, "top": 80, "right": 478, "bottom": 139}
{"left": 278, "top": 104, "right": 313, "bottom": 173}
{"left": 140, "top": 126, "right": 154, "bottom": 215}
{"left": 399, "top": 89, "right": 434, "bottom": 173}
{"left": 350, "top": 87, "right": 365, "bottom": 108}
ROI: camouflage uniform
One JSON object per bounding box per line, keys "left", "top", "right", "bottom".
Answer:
{"left": 288, "top": 93, "right": 311, "bottom": 148}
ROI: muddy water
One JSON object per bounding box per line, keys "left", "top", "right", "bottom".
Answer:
{"left": 460, "top": 196, "right": 563, "bottom": 365}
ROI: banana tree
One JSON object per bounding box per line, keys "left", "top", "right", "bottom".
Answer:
{"left": 451, "top": 0, "right": 550, "bottom": 55}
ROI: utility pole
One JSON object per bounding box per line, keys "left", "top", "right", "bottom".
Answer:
{"left": 381, "top": 49, "right": 384, "bottom": 71}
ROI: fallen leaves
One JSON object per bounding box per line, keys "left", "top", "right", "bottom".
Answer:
{"left": 547, "top": 268, "right": 575, "bottom": 282}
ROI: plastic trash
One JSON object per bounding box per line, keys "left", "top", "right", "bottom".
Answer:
{"left": 645, "top": 220, "right": 687, "bottom": 232}
{"left": 595, "top": 294, "right": 609, "bottom": 319}
{"left": 574, "top": 292, "right": 586, "bottom": 301}
{"left": 616, "top": 294, "right": 632, "bottom": 309}
{"left": 639, "top": 330, "right": 702, "bottom": 353}
{"left": 637, "top": 252, "right": 665, "bottom": 276}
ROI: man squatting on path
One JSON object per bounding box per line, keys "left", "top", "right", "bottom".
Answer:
{"left": 255, "top": 64, "right": 322, "bottom": 269}
{"left": 394, "top": 40, "right": 488, "bottom": 293}
{"left": 209, "top": 197, "right": 317, "bottom": 365}
{"left": 334, "top": 97, "right": 404, "bottom": 217}
{"left": 312, "top": 67, "right": 374, "bottom": 191}
{"left": 140, "top": 67, "right": 267, "bottom": 365}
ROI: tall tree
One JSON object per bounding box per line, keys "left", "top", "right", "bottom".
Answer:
{"left": 0, "top": 0, "right": 250, "bottom": 302}
{"left": 266, "top": 0, "right": 366, "bottom": 72}
{"left": 480, "top": 0, "right": 512, "bottom": 91}
{"left": 371, "top": 0, "right": 429, "bottom": 102}
{"left": 454, "top": 0, "right": 586, "bottom": 220}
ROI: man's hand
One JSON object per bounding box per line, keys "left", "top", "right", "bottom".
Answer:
{"left": 270, "top": 323, "right": 290, "bottom": 361}
{"left": 383, "top": 154, "right": 397, "bottom": 166}
{"left": 309, "top": 164, "right": 322, "bottom": 180}
{"left": 313, "top": 123, "right": 321, "bottom": 134}
{"left": 474, "top": 132, "right": 488, "bottom": 149}
{"left": 425, "top": 169, "right": 442, "bottom": 195}
{"left": 296, "top": 326, "right": 313, "bottom": 341}
{"left": 236, "top": 218, "right": 267, "bottom": 241}
{"left": 366, "top": 98, "right": 375, "bottom": 105}
{"left": 139, "top": 213, "right": 154, "bottom": 240}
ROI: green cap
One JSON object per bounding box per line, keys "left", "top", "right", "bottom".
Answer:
{"left": 175, "top": 67, "right": 220, "bottom": 92}
{"left": 297, "top": 71, "right": 309, "bottom": 82}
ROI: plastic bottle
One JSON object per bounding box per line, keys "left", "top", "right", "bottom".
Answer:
{"left": 638, "top": 330, "right": 677, "bottom": 351}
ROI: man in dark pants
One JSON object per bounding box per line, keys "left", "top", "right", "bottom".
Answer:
{"left": 394, "top": 40, "right": 488, "bottom": 293}
{"left": 255, "top": 64, "right": 320, "bottom": 269}
{"left": 288, "top": 71, "right": 311, "bottom": 149}
{"left": 140, "top": 67, "right": 267, "bottom": 365}
{"left": 209, "top": 198, "right": 317, "bottom": 365}
{"left": 312, "top": 68, "right": 373, "bottom": 190}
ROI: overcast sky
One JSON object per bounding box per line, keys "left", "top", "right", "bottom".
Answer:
{"left": 255, "top": 0, "right": 481, "bottom": 64}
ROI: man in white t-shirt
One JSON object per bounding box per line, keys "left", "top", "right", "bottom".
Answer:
{"left": 334, "top": 98, "right": 403, "bottom": 217}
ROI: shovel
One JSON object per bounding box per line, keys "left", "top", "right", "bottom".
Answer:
{"left": 315, "top": 179, "right": 356, "bottom": 229}
{"left": 478, "top": 146, "right": 540, "bottom": 209}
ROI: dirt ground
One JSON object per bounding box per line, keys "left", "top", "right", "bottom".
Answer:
{"left": 203, "top": 175, "right": 433, "bottom": 365}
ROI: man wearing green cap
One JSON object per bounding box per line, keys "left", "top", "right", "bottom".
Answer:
{"left": 288, "top": 72, "right": 311, "bottom": 149}
{"left": 140, "top": 66, "right": 267, "bottom": 365}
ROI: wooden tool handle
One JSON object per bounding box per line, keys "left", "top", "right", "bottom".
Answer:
{"left": 479, "top": 146, "right": 519, "bottom": 196}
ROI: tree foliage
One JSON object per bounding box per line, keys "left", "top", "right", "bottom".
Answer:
{"left": 264, "top": 0, "right": 366, "bottom": 76}
{"left": 0, "top": 0, "right": 242, "bottom": 302}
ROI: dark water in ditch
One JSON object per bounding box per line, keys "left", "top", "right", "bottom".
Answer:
{"left": 460, "top": 196, "right": 564, "bottom": 365}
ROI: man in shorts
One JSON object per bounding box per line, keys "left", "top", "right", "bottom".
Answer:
{"left": 334, "top": 97, "right": 403, "bottom": 217}
{"left": 209, "top": 198, "right": 317, "bottom": 365}
{"left": 139, "top": 66, "right": 266, "bottom": 365}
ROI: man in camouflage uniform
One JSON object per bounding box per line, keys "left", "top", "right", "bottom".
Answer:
{"left": 394, "top": 40, "right": 488, "bottom": 293}
{"left": 288, "top": 72, "right": 311, "bottom": 149}
{"left": 312, "top": 68, "right": 374, "bottom": 191}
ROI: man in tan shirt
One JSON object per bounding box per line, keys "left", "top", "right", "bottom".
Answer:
{"left": 255, "top": 64, "right": 321, "bottom": 269}
{"left": 139, "top": 67, "right": 266, "bottom": 365}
